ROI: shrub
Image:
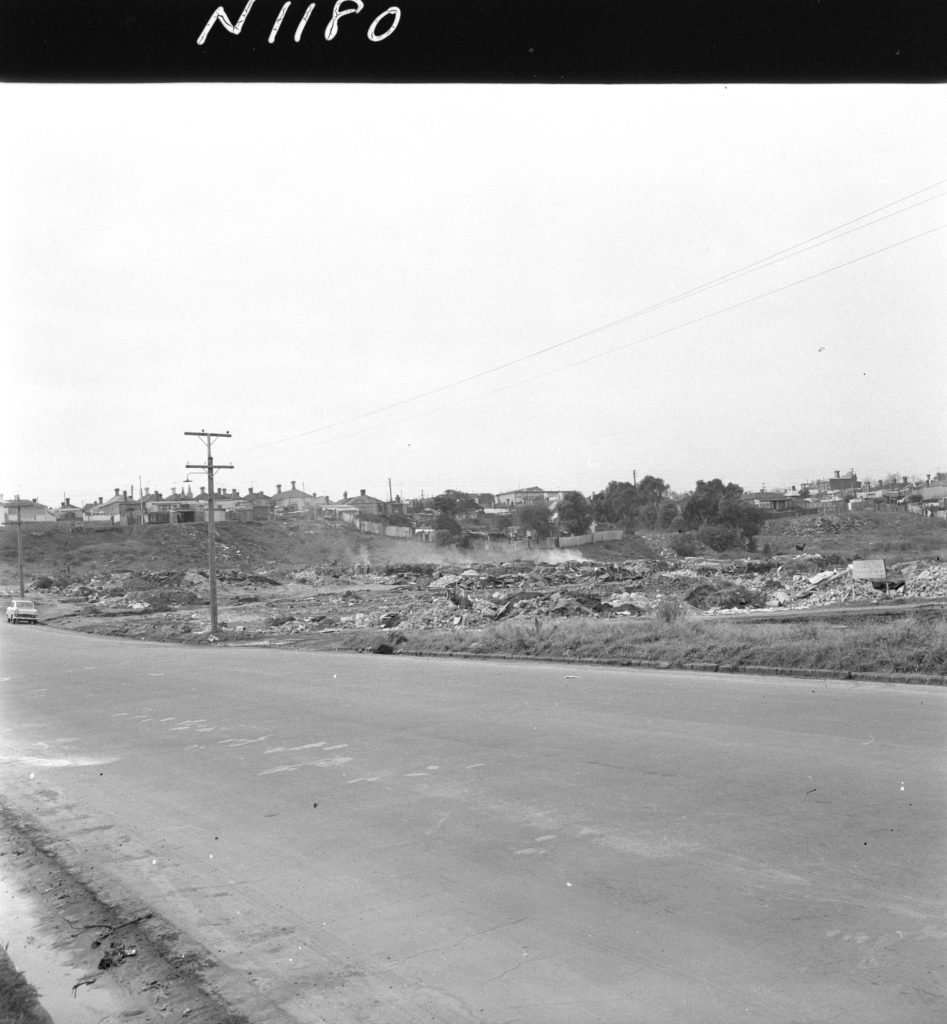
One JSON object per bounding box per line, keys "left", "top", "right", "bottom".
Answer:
{"left": 655, "top": 597, "right": 686, "bottom": 623}
{"left": 698, "top": 524, "right": 739, "bottom": 552}
{"left": 669, "top": 532, "right": 701, "bottom": 556}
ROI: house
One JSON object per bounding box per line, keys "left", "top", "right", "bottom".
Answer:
{"left": 346, "top": 489, "right": 387, "bottom": 516}
{"left": 1, "top": 496, "right": 57, "bottom": 526}
{"left": 272, "top": 481, "right": 312, "bottom": 514}
{"left": 744, "top": 491, "right": 793, "bottom": 512}
{"left": 83, "top": 488, "right": 142, "bottom": 525}
{"left": 147, "top": 489, "right": 202, "bottom": 524}
{"left": 494, "top": 486, "right": 570, "bottom": 508}
{"left": 800, "top": 470, "right": 861, "bottom": 498}
{"left": 52, "top": 498, "right": 84, "bottom": 523}
{"left": 243, "top": 489, "right": 275, "bottom": 521}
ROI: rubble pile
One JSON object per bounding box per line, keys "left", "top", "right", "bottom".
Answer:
{"left": 763, "top": 514, "right": 866, "bottom": 539}
{"left": 29, "top": 546, "right": 947, "bottom": 643}
{"left": 899, "top": 562, "right": 947, "bottom": 599}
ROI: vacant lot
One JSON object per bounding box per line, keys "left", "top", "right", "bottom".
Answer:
{"left": 3, "top": 512, "right": 946, "bottom": 678}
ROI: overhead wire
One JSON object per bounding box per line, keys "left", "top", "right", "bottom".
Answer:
{"left": 265, "top": 222, "right": 945, "bottom": 453}
{"left": 230, "top": 178, "right": 947, "bottom": 459}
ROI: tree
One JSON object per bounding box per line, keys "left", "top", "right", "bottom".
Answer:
{"left": 634, "top": 476, "right": 672, "bottom": 528}
{"left": 590, "top": 480, "right": 637, "bottom": 527}
{"left": 636, "top": 475, "right": 670, "bottom": 505}
{"left": 433, "top": 511, "right": 462, "bottom": 536}
{"left": 517, "top": 501, "right": 553, "bottom": 539}
{"left": 431, "top": 492, "right": 458, "bottom": 516}
{"left": 591, "top": 475, "right": 672, "bottom": 529}
{"left": 682, "top": 479, "right": 763, "bottom": 545}
{"left": 431, "top": 490, "right": 480, "bottom": 516}
{"left": 654, "top": 497, "right": 680, "bottom": 529}
{"left": 557, "top": 491, "right": 592, "bottom": 535}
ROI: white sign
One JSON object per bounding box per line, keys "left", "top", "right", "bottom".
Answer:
{"left": 851, "top": 559, "right": 887, "bottom": 582}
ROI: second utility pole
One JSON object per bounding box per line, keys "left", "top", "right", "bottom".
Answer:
{"left": 186, "top": 429, "right": 233, "bottom": 635}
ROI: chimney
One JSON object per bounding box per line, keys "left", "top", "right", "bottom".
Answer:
{"left": 291, "top": 480, "right": 296, "bottom": 490}
{"left": 232, "top": 488, "right": 238, "bottom": 496}
{"left": 98, "top": 497, "right": 103, "bottom": 504}
{"left": 361, "top": 488, "right": 366, "bottom": 496}
{"left": 115, "top": 488, "right": 121, "bottom": 496}
{"left": 276, "top": 484, "right": 282, "bottom": 493}
{"left": 123, "top": 490, "right": 128, "bottom": 500}
{"left": 834, "top": 470, "right": 840, "bottom": 479}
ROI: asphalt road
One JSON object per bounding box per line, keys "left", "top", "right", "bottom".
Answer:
{"left": 1, "top": 624, "right": 945, "bottom": 1023}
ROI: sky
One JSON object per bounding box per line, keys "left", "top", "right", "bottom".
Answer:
{"left": 1, "top": 84, "right": 944, "bottom": 507}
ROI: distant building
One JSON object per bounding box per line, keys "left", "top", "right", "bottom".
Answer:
{"left": 243, "top": 489, "right": 275, "bottom": 521}
{"left": 1, "top": 496, "right": 57, "bottom": 526}
{"left": 52, "top": 498, "right": 84, "bottom": 523}
{"left": 272, "top": 481, "right": 312, "bottom": 514}
{"left": 83, "top": 488, "right": 141, "bottom": 525}
{"left": 800, "top": 470, "right": 860, "bottom": 497}
{"left": 345, "top": 489, "right": 387, "bottom": 516}
{"left": 495, "top": 486, "right": 570, "bottom": 508}
{"left": 148, "top": 489, "right": 202, "bottom": 524}
{"left": 743, "top": 491, "right": 793, "bottom": 512}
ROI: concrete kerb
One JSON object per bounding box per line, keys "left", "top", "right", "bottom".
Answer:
{"left": 396, "top": 649, "right": 947, "bottom": 686}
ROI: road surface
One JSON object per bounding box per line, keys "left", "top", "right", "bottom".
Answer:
{"left": 1, "top": 624, "right": 945, "bottom": 1023}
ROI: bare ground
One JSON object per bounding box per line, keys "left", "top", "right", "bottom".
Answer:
{"left": 0, "top": 803, "right": 253, "bottom": 1024}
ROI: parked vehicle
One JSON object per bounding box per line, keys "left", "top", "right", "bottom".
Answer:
{"left": 6, "top": 599, "right": 38, "bottom": 624}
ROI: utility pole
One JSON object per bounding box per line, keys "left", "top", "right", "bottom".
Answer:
{"left": 186, "top": 430, "right": 233, "bottom": 635}
{"left": 12, "top": 496, "right": 27, "bottom": 597}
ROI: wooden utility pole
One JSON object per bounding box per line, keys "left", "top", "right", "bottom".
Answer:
{"left": 186, "top": 430, "right": 233, "bottom": 635}
{"left": 3, "top": 496, "right": 34, "bottom": 597}
{"left": 12, "top": 496, "right": 27, "bottom": 597}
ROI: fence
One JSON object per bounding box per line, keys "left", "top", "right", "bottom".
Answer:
{"left": 556, "top": 533, "right": 590, "bottom": 548}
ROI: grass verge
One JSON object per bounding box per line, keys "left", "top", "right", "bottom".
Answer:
{"left": 339, "top": 610, "right": 947, "bottom": 677}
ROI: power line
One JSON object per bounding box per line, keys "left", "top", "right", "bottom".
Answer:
{"left": 281, "top": 222, "right": 945, "bottom": 452}
{"left": 231, "top": 178, "right": 947, "bottom": 459}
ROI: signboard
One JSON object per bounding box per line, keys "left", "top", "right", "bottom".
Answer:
{"left": 851, "top": 559, "right": 887, "bottom": 583}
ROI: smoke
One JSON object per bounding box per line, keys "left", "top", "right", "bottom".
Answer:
{"left": 351, "top": 539, "right": 586, "bottom": 569}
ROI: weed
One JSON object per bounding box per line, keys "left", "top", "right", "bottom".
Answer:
{"left": 403, "top": 613, "right": 947, "bottom": 676}
{"left": 655, "top": 597, "right": 686, "bottom": 624}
